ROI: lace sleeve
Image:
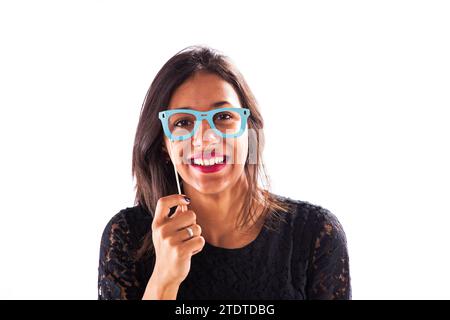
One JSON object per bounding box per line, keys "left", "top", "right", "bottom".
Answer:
{"left": 97, "top": 212, "right": 142, "bottom": 300}
{"left": 306, "top": 209, "right": 351, "bottom": 300}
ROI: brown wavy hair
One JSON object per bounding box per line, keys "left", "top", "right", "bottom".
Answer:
{"left": 132, "top": 45, "right": 292, "bottom": 260}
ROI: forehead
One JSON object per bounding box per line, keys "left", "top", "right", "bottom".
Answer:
{"left": 168, "top": 72, "right": 241, "bottom": 110}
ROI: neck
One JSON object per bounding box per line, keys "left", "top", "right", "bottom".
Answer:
{"left": 183, "top": 175, "right": 252, "bottom": 246}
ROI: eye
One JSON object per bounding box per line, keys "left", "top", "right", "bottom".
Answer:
{"left": 174, "top": 119, "right": 193, "bottom": 127}
{"left": 215, "top": 112, "right": 233, "bottom": 121}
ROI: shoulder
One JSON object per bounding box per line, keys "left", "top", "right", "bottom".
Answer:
{"left": 271, "top": 193, "right": 343, "bottom": 226}
{"left": 270, "top": 194, "right": 348, "bottom": 247}
{"left": 100, "top": 204, "right": 153, "bottom": 250}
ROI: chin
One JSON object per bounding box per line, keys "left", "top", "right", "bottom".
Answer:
{"left": 179, "top": 163, "right": 246, "bottom": 195}
{"left": 186, "top": 178, "right": 230, "bottom": 195}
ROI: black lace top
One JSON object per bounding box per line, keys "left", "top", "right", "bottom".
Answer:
{"left": 97, "top": 195, "right": 351, "bottom": 300}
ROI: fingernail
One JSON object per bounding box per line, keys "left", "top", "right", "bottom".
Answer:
{"left": 184, "top": 196, "right": 191, "bottom": 203}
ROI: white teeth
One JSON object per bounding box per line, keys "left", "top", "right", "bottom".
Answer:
{"left": 192, "top": 156, "right": 225, "bottom": 166}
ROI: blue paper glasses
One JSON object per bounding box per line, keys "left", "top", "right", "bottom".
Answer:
{"left": 158, "top": 107, "right": 251, "bottom": 141}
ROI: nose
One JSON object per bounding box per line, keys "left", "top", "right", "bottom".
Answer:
{"left": 192, "top": 119, "right": 221, "bottom": 147}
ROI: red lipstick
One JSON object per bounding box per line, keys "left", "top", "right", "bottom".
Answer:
{"left": 189, "top": 150, "right": 228, "bottom": 174}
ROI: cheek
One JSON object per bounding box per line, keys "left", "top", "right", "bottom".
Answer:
{"left": 166, "top": 140, "right": 192, "bottom": 173}
{"left": 232, "top": 133, "right": 249, "bottom": 164}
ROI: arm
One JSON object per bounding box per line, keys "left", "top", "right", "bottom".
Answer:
{"left": 98, "top": 213, "right": 143, "bottom": 300}
{"left": 306, "top": 209, "right": 352, "bottom": 300}
{"left": 142, "top": 273, "right": 180, "bottom": 300}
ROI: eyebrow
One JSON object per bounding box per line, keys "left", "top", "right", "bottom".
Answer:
{"left": 172, "top": 101, "right": 233, "bottom": 110}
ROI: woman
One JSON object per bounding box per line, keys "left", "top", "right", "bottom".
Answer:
{"left": 97, "top": 45, "right": 351, "bottom": 300}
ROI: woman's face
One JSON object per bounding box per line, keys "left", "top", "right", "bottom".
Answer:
{"left": 164, "top": 71, "right": 249, "bottom": 195}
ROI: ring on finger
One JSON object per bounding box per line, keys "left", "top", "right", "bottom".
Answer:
{"left": 185, "top": 226, "right": 194, "bottom": 239}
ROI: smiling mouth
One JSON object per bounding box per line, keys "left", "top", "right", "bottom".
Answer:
{"left": 188, "top": 155, "right": 229, "bottom": 173}
{"left": 189, "top": 155, "right": 227, "bottom": 166}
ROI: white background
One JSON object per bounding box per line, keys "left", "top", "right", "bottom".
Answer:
{"left": 0, "top": 0, "right": 449, "bottom": 299}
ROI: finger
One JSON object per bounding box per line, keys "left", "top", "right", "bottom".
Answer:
{"left": 154, "top": 194, "right": 191, "bottom": 226}
{"left": 167, "top": 210, "right": 197, "bottom": 233}
{"left": 168, "top": 204, "right": 184, "bottom": 219}
{"left": 172, "top": 224, "right": 202, "bottom": 243}
{"left": 180, "top": 235, "right": 205, "bottom": 256}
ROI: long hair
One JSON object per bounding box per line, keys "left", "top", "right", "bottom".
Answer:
{"left": 132, "top": 45, "right": 292, "bottom": 260}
